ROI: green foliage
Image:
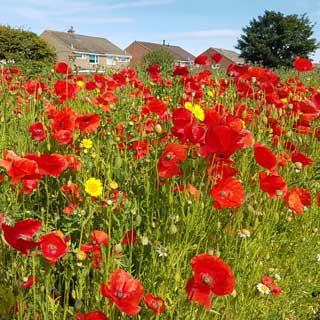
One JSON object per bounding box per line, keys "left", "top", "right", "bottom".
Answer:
{"left": 236, "top": 10, "right": 319, "bottom": 68}
{"left": 140, "top": 48, "right": 176, "bottom": 76}
{"left": 0, "top": 25, "right": 55, "bottom": 76}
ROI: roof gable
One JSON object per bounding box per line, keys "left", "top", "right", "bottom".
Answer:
{"left": 136, "top": 41, "right": 195, "bottom": 61}
{"left": 42, "top": 30, "right": 129, "bottom": 56}
{"left": 204, "top": 47, "right": 245, "bottom": 64}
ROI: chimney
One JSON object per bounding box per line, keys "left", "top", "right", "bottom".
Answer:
{"left": 162, "top": 40, "right": 165, "bottom": 46}
{"left": 68, "top": 26, "right": 75, "bottom": 34}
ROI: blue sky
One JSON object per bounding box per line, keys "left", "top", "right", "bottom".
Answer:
{"left": 1, "top": 0, "right": 320, "bottom": 61}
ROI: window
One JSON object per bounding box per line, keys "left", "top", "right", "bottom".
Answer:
{"left": 117, "top": 56, "right": 129, "bottom": 62}
{"left": 106, "top": 57, "right": 116, "bottom": 66}
{"left": 89, "top": 55, "right": 99, "bottom": 64}
{"left": 74, "top": 53, "right": 87, "bottom": 59}
{"left": 212, "top": 63, "right": 220, "bottom": 70}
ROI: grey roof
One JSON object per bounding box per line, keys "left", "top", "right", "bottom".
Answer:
{"left": 136, "top": 41, "right": 195, "bottom": 61}
{"left": 209, "top": 47, "right": 245, "bottom": 64}
{"left": 42, "top": 30, "right": 129, "bottom": 56}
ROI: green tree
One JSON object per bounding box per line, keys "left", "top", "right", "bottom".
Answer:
{"left": 236, "top": 10, "right": 319, "bottom": 68}
{"left": 0, "top": 25, "right": 55, "bottom": 75}
{"left": 140, "top": 48, "right": 175, "bottom": 76}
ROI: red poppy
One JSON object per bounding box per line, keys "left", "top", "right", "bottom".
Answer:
{"left": 185, "top": 254, "right": 235, "bottom": 310}
{"left": 75, "top": 311, "right": 108, "bottom": 320}
{"left": 212, "top": 53, "right": 223, "bottom": 63}
{"left": 132, "top": 140, "right": 151, "bottom": 159}
{"left": 76, "top": 114, "right": 101, "bottom": 134}
{"left": 291, "top": 152, "right": 313, "bottom": 167}
{"left": 210, "top": 178, "right": 245, "bottom": 209}
{"left": 261, "top": 276, "right": 275, "bottom": 289}
{"left": 54, "top": 62, "right": 72, "bottom": 74}
{"left": 22, "top": 179, "right": 39, "bottom": 195}
{"left": 52, "top": 107, "right": 77, "bottom": 132}
{"left": 254, "top": 143, "right": 277, "bottom": 171}
{"left": 28, "top": 122, "right": 47, "bottom": 142}
{"left": 0, "top": 150, "right": 39, "bottom": 184}
{"left": 141, "top": 98, "right": 168, "bottom": 118}
{"left": 39, "top": 232, "right": 69, "bottom": 264}
{"left": 144, "top": 293, "right": 166, "bottom": 313}
{"left": 171, "top": 108, "right": 196, "bottom": 143}
{"left": 146, "top": 64, "right": 162, "bottom": 83}
{"left": 122, "top": 230, "right": 137, "bottom": 245}
{"left": 259, "top": 171, "right": 287, "bottom": 198}
{"left": 201, "top": 125, "right": 242, "bottom": 158}
{"left": 22, "top": 276, "right": 38, "bottom": 289}
{"left": 271, "top": 287, "right": 282, "bottom": 296}
{"left": 25, "top": 153, "right": 67, "bottom": 177}
{"left": 173, "top": 65, "right": 189, "bottom": 77}
{"left": 61, "top": 182, "right": 82, "bottom": 201}
{"left": 54, "top": 79, "right": 78, "bottom": 103}
{"left": 80, "top": 230, "right": 108, "bottom": 269}
{"left": 293, "top": 56, "right": 314, "bottom": 72}
{"left": 100, "top": 269, "right": 144, "bottom": 316}
{"left": 2, "top": 219, "right": 42, "bottom": 255}
{"left": 0, "top": 212, "right": 4, "bottom": 229}
{"left": 52, "top": 129, "right": 73, "bottom": 145}
{"left": 285, "top": 187, "right": 311, "bottom": 214}
{"left": 65, "top": 154, "right": 82, "bottom": 171}
{"left": 194, "top": 55, "right": 209, "bottom": 66}
{"left": 157, "top": 143, "right": 187, "bottom": 179}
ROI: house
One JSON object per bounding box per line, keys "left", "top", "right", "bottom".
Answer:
{"left": 199, "top": 47, "right": 245, "bottom": 70}
{"left": 41, "top": 28, "right": 131, "bottom": 73}
{"left": 125, "top": 40, "right": 195, "bottom": 68}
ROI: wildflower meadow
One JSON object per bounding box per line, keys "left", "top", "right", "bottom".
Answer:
{"left": 0, "top": 55, "right": 320, "bottom": 320}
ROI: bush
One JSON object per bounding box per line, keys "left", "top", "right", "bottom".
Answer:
{"left": 0, "top": 25, "right": 55, "bottom": 76}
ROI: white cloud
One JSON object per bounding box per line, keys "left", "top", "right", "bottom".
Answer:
{"left": 107, "top": 0, "right": 174, "bottom": 9}
{"left": 65, "top": 17, "right": 133, "bottom": 24}
{"left": 165, "top": 29, "right": 242, "bottom": 39}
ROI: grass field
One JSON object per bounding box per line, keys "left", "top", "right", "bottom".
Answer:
{"left": 0, "top": 60, "right": 320, "bottom": 320}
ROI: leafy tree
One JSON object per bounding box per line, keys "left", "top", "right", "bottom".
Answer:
{"left": 140, "top": 48, "right": 175, "bottom": 76}
{"left": 236, "top": 11, "right": 319, "bottom": 68}
{"left": 0, "top": 25, "right": 55, "bottom": 75}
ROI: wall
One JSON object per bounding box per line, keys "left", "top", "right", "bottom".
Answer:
{"left": 125, "top": 42, "right": 149, "bottom": 68}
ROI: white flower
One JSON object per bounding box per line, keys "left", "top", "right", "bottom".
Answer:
{"left": 274, "top": 274, "right": 281, "bottom": 281}
{"left": 317, "top": 254, "right": 320, "bottom": 262}
{"left": 156, "top": 244, "right": 168, "bottom": 258}
{"left": 239, "top": 229, "right": 251, "bottom": 238}
{"left": 257, "top": 283, "right": 270, "bottom": 295}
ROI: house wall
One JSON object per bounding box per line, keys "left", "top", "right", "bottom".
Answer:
{"left": 125, "top": 42, "right": 149, "bottom": 68}
{"left": 201, "top": 48, "right": 234, "bottom": 71}
{"left": 73, "top": 55, "right": 130, "bottom": 71}
{"left": 40, "top": 32, "right": 73, "bottom": 64}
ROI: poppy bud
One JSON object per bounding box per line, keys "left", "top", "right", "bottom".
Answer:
{"left": 154, "top": 124, "right": 162, "bottom": 134}
{"left": 135, "top": 214, "right": 142, "bottom": 227}
{"left": 168, "top": 224, "right": 177, "bottom": 235}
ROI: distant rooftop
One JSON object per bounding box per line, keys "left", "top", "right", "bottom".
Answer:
{"left": 135, "top": 40, "right": 195, "bottom": 62}
{"left": 209, "top": 47, "right": 245, "bottom": 64}
{"left": 41, "top": 30, "right": 128, "bottom": 56}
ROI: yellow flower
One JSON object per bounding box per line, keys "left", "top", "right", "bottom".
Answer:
{"left": 85, "top": 178, "right": 103, "bottom": 197}
{"left": 207, "top": 90, "right": 214, "bottom": 97}
{"left": 109, "top": 180, "right": 118, "bottom": 190}
{"left": 81, "top": 138, "right": 93, "bottom": 149}
{"left": 192, "top": 104, "right": 205, "bottom": 121}
{"left": 184, "top": 102, "right": 204, "bottom": 121}
{"left": 76, "top": 80, "right": 84, "bottom": 87}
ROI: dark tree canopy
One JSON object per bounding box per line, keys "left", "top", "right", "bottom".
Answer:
{"left": 0, "top": 25, "right": 55, "bottom": 75}
{"left": 236, "top": 11, "right": 319, "bottom": 68}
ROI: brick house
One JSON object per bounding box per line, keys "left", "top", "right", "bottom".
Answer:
{"left": 41, "top": 28, "right": 131, "bottom": 73}
{"left": 125, "top": 40, "right": 195, "bottom": 68}
{"left": 199, "top": 47, "right": 245, "bottom": 70}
